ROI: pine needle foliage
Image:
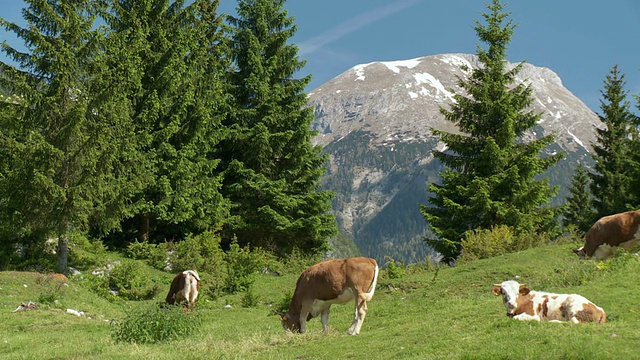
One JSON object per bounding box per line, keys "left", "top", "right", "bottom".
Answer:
{"left": 589, "top": 65, "right": 639, "bottom": 217}
{"left": 420, "top": 0, "right": 563, "bottom": 262}
{"left": 221, "top": 0, "right": 336, "bottom": 256}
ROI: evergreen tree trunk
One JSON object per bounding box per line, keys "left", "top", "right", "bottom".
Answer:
{"left": 139, "top": 214, "right": 151, "bottom": 243}
{"left": 56, "top": 236, "right": 69, "bottom": 275}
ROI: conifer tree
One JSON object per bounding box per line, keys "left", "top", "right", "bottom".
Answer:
{"left": 420, "top": 0, "right": 562, "bottom": 262}
{"left": 97, "top": 0, "right": 229, "bottom": 244}
{"left": 562, "top": 163, "right": 594, "bottom": 232}
{"left": 223, "top": 0, "right": 336, "bottom": 256}
{"left": 632, "top": 92, "right": 640, "bottom": 207}
{"left": 0, "top": 0, "right": 144, "bottom": 272}
{"left": 590, "top": 65, "right": 638, "bottom": 217}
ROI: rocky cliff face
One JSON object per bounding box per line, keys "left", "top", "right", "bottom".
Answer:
{"left": 309, "top": 53, "right": 599, "bottom": 264}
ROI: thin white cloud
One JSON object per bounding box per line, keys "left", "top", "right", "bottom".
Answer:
{"left": 298, "top": 0, "right": 422, "bottom": 56}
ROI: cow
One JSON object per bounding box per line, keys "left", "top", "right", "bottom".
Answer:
{"left": 573, "top": 210, "right": 640, "bottom": 260}
{"left": 278, "top": 257, "right": 379, "bottom": 335}
{"left": 492, "top": 280, "right": 606, "bottom": 323}
{"left": 166, "top": 270, "right": 201, "bottom": 310}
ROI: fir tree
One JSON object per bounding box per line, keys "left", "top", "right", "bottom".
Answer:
{"left": 0, "top": 0, "right": 143, "bottom": 272}
{"left": 589, "top": 65, "right": 637, "bottom": 217}
{"left": 223, "top": 0, "right": 336, "bottom": 256}
{"left": 562, "top": 163, "right": 594, "bottom": 232}
{"left": 97, "top": 0, "right": 229, "bottom": 245}
{"left": 420, "top": 0, "right": 562, "bottom": 262}
{"left": 632, "top": 91, "right": 640, "bottom": 207}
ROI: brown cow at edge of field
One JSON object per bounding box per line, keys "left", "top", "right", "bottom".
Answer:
{"left": 278, "top": 257, "right": 379, "bottom": 335}
{"left": 573, "top": 210, "right": 640, "bottom": 260}
{"left": 166, "top": 270, "right": 200, "bottom": 310}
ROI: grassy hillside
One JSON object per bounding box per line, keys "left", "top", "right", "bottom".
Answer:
{"left": 1, "top": 242, "right": 639, "bottom": 359}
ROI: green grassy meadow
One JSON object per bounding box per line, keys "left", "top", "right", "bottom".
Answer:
{"left": 2, "top": 242, "right": 639, "bottom": 359}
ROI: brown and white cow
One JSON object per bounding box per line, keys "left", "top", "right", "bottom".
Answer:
{"left": 492, "top": 280, "right": 606, "bottom": 323}
{"left": 574, "top": 210, "right": 640, "bottom": 260}
{"left": 166, "top": 270, "right": 201, "bottom": 310}
{"left": 278, "top": 257, "right": 379, "bottom": 335}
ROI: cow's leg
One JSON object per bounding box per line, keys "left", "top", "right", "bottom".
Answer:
{"left": 321, "top": 306, "right": 331, "bottom": 332}
{"left": 182, "top": 286, "right": 191, "bottom": 310}
{"left": 513, "top": 313, "right": 541, "bottom": 321}
{"left": 299, "top": 303, "right": 310, "bottom": 334}
{"left": 347, "top": 295, "right": 368, "bottom": 335}
{"left": 189, "top": 283, "right": 199, "bottom": 310}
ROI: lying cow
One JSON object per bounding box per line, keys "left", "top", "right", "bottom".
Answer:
{"left": 492, "top": 280, "right": 606, "bottom": 323}
{"left": 166, "top": 270, "right": 200, "bottom": 310}
{"left": 278, "top": 257, "right": 379, "bottom": 335}
{"left": 574, "top": 209, "right": 640, "bottom": 260}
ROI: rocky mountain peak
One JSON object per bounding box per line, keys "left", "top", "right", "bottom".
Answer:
{"left": 309, "top": 53, "right": 600, "bottom": 263}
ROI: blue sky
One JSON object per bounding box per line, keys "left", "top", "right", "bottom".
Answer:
{"left": 2, "top": 0, "right": 639, "bottom": 114}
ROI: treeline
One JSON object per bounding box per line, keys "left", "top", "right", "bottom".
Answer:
{"left": 0, "top": 0, "right": 337, "bottom": 273}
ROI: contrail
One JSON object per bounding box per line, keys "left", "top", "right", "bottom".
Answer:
{"left": 298, "top": 0, "right": 421, "bottom": 56}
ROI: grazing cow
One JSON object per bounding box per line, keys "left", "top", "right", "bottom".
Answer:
{"left": 166, "top": 270, "right": 200, "bottom": 310}
{"left": 574, "top": 210, "right": 640, "bottom": 260}
{"left": 278, "top": 257, "right": 379, "bottom": 335}
{"left": 492, "top": 280, "right": 606, "bottom": 323}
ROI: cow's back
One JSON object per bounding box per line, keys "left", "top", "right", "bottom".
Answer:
{"left": 585, "top": 210, "right": 640, "bottom": 255}
{"left": 293, "top": 257, "right": 377, "bottom": 302}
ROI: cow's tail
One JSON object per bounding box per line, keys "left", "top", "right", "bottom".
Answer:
{"left": 363, "top": 264, "right": 379, "bottom": 301}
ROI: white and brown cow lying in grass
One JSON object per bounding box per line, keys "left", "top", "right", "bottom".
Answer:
{"left": 574, "top": 210, "right": 640, "bottom": 260}
{"left": 278, "top": 257, "right": 379, "bottom": 335}
{"left": 492, "top": 280, "right": 606, "bottom": 323}
{"left": 166, "top": 270, "right": 200, "bottom": 310}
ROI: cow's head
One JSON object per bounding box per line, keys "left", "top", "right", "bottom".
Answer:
{"left": 278, "top": 311, "right": 300, "bottom": 333}
{"left": 573, "top": 246, "right": 586, "bottom": 258}
{"left": 492, "top": 280, "right": 530, "bottom": 317}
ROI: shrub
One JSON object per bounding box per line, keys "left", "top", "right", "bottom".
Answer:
{"left": 280, "top": 248, "right": 323, "bottom": 275}
{"left": 69, "top": 234, "right": 108, "bottom": 270}
{"left": 460, "top": 225, "right": 551, "bottom": 262}
{"left": 384, "top": 256, "right": 406, "bottom": 279}
{"left": 125, "top": 241, "right": 166, "bottom": 269}
{"left": 169, "top": 232, "right": 226, "bottom": 274}
{"left": 108, "top": 260, "right": 161, "bottom": 300}
{"left": 224, "top": 239, "right": 260, "bottom": 294}
{"left": 79, "top": 273, "right": 110, "bottom": 298}
{"left": 241, "top": 285, "right": 260, "bottom": 308}
{"left": 110, "top": 303, "right": 202, "bottom": 343}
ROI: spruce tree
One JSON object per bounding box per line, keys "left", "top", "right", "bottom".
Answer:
{"left": 562, "top": 163, "right": 594, "bottom": 232}
{"left": 590, "top": 65, "right": 638, "bottom": 218}
{"left": 0, "top": 0, "right": 143, "bottom": 272}
{"left": 632, "top": 92, "right": 640, "bottom": 207}
{"left": 97, "top": 0, "right": 229, "bottom": 245}
{"left": 420, "top": 0, "right": 562, "bottom": 262}
{"left": 223, "top": 0, "right": 336, "bottom": 256}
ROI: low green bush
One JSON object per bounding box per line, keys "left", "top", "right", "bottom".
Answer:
{"left": 460, "top": 225, "right": 550, "bottom": 262}
{"left": 383, "top": 256, "right": 406, "bottom": 279}
{"left": 107, "top": 260, "right": 160, "bottom": 300}
{"left": 110, "top": 303, "right": 202, "bottom": 343}
{"left": 224, "top": 239, "right": 260, "bottom": 294}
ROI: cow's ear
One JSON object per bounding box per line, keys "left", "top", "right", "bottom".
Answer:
{"left": 519, "top": 287, "right": 531, "bottom": 295}
{"left": 492, "top": 287, "right": 502, "bottom": 296}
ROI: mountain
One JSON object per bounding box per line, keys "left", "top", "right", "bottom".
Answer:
{"left": 308, "top": 53, "right": 599, "bottom": 264}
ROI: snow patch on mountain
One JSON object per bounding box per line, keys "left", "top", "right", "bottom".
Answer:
{"left": 381, "top": 58, "right": 422, "bottom": 73}
{"left": 412, "top": 72, "right": 455, "bottom": 101}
